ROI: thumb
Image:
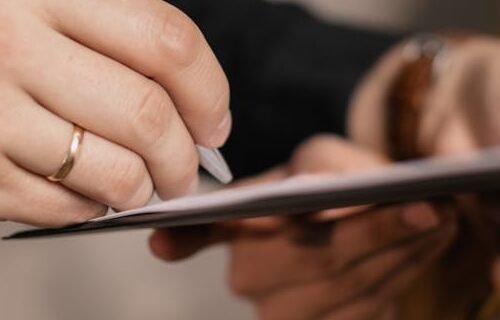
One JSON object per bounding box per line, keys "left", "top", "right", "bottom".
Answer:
{"left": 288, "top": 135, "right": 390, "bottom": 221}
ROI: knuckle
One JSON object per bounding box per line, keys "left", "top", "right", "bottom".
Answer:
{"left": 102, "top": 154, "right": 148, "bottom": 206}
{"left": 153, "top": 7, "right": 201, "bottom": 67}
{"left": 131, "top": 83, "right": 172, "bottom": 150}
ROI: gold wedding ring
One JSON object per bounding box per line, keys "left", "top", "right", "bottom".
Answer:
{"left": 47, "top": 125, "right": 84, "bottom": 182}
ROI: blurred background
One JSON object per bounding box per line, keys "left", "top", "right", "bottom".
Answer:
{"left": 0, "top": 1, "right": 497, "bottom": 319}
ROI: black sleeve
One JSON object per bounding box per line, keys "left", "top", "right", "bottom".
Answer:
{"left": 169, "top": 0, "right": 400, "bottom": 178}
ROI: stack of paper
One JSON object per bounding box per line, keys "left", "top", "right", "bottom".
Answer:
{"left": 5, "top": 148, "right": 500, "bottom": 239}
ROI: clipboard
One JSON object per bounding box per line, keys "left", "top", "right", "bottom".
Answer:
{"left": 5, "top": 148, "right": 500, "bottom": 240}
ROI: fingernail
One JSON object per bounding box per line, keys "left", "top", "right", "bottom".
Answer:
{"left": 402, "top": 203, "right": 440, "bottom": 230}
{"left": 209, "top": 113, "right": 232, "bottom": 147}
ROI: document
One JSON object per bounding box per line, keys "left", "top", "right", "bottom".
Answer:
{"left": 5, "top": 148, "right": 500, "bottom": 239}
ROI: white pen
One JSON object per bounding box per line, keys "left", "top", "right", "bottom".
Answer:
{"left": 196, "top": 146, "right": 233, "bottom": 184}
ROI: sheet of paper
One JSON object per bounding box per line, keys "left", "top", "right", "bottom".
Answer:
{"left": 5, "top": 148, "right": 500, "bottom": 239}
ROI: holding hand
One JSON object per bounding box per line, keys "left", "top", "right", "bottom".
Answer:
{"left": 0, "top": 0, "right": 230, "bottom": 226}
{"left": 150, "top": 136, "right": 457, "bottom": 320}
{"left": 350, "top": 35, "right": 500, "bottom": 158}
{"left": 349, "top": 35, "right": 500, "bottom": 319}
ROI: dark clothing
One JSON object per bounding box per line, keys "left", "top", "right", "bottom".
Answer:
{"left": 170, "top": 0, "right": 399, "bottom": 178}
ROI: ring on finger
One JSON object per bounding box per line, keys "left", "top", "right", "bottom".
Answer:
{"left": 47, "top": 124, "right": 84, "bottom": 182}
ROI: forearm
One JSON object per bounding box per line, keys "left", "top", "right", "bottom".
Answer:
{"left": 171, "top": 0, "right": 400, "bottom": 177}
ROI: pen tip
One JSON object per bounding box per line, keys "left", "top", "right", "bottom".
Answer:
{"left": 197, "top": 146, "right": 234, "bottom": 184}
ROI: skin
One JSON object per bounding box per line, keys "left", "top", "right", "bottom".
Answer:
{"left": 152, "top": 36, "right": 500, "bottom": 319}
{"left": 150, "top": 136, "right": 458, "bottom": 320}
{"left": 0, "top": 0, "right": 231, "bottom": 226}
{"left": 349, "top": 36, "right": 500, "bottom": 157}
{"left": 2, "top": 2, "right": 497, "bottom": 316}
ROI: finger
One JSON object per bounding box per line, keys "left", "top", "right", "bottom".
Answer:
{"left": 12, "top": 19, "right": 198, "bottom": 199}
{"left": 419, "top": 56, "right": 475, "bottom": 157}
{"left": 419, "top": 94, "right": 478, "bottom": 157}
{"left": 287, "top": 136, "right": 384, "bottom": 222}
{"left": 431, "top": 39, "right": 500, "bottom": 149}
{"left": 0, "top": 86, "right": 153, "bottom": 210}
{"left": 313, "top": 205, "right": 372, "bottom": 222}
{"left": 229, "top": 202, "right": 442, "bottom": 297}
{"left": 149, "top": 227, "right": 211, "bottom": 261}
{"left": 150, "top": 220, "right": 292, "bottom": 263}
{"left": 150, "top": 167, "right": 293, "bottom": 261}
{"left": 0, "top": 157, "right": 106, "bottom": 227}
{"left": 348, "top": 44, "right": 409, "bottom": 154}
{"left": 322, "top": 222, "right": 455, "bottom": 320}
{"left": 232, "top": 167, "right": 291, "bottom": 231}
{"left": 289, "top": 135, "right": 389, "bottom": 176}
{"left": 329, "top": 202, "right": 441, "bottom": 270}
{"left": 149, "top": 217, "right": 293, "bottom": 262}
{"left": 149, "top": 217, "right": 294, "bottom": 262}
{"left": 44, "top": 0, "right": 231, "bottom": 147}
{"left": 150, "top": 225, "right": 232, "bottom": 261}
{"left": 417, "top": 39, "right": 500, "bottom": 156}
{"left": 254, "top": 227, "right": 450, "bottom": 320}
{"left": 259, "top": 221, "right": 456, "bottom": 320}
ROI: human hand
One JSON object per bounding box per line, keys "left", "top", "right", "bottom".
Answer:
{"left": 350, "top": 35, "right": 500, "bottom": 157}
{"left": 0, "top": 0, "right": 230, "bottom": 226}
{"left": 227, "top": 206, "right": 454, "bottom": 320}
{"left": 150, "top": 136, "right": 457, "bottom": 320}
{"left": 349, "top": 35, "right": 500, "bottom": 319}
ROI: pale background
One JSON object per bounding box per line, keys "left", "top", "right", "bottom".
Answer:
{"left": 0, "top": 1, "right": 497, "bottom": 320}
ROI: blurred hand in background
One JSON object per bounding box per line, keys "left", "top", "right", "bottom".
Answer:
{"left": 349, "top": 35, "right": 500, "bottom": 319}
{"left": 152, "top": 35, "right": 500, "bottom": 320}
{"left": 151, "top": 136, "right": 458, "bottom": 320}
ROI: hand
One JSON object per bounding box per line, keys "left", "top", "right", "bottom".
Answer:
{"left": 350, "top": 35, "right": 500, "bottom": 157}
{"left": 150, "top": 136, "right": 457, "bottom": 320}
{"left": 228, "top": 205, "right": 454, "bottom": 320}
{"left": 349, "top": 35, "right": 500, "bottom": 319}
{"left": 0, "top": 0, "right": 230, "bottom": 226}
